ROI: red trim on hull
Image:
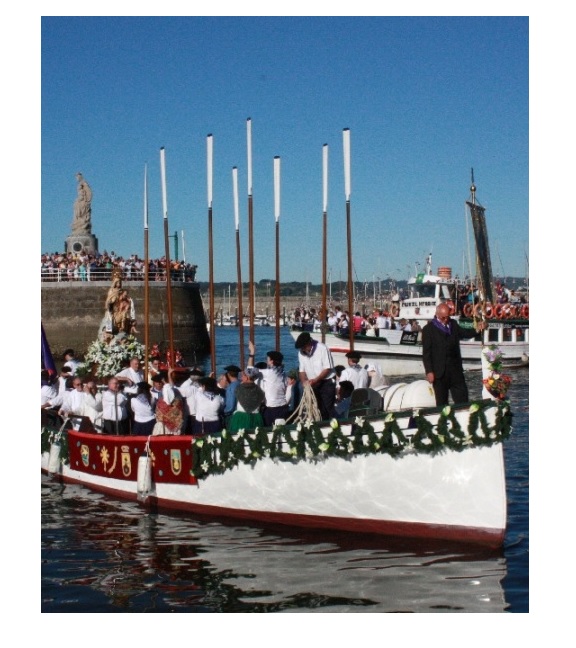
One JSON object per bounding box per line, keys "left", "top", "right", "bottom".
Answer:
{"left": 147, "top": 496, "right": 505, "bottom": 549}
{"left": 43, "top": 469, "right": 504, "bottom": 548}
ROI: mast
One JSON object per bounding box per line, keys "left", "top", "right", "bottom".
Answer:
{"left": 159, "top": 147, "right": 175, "bottom": 365}
{"left": 207, "top": 134, "right": 216, "bottom": 375}
{"left": 343, "top": 128, "right": 354, "bottom": 351}
{"left": 321, "top": 143, "right": 328, "bottom": 344}
{"left": 247, "top": 118, "right": 255, "bottom": 346}
{"left": 233, "top": 166, "right": 245, "bottom": 368}
{"left": 274, "top": 156, "right": 281, "bottom": 351}
{"left": 143, "top": 163, "right": 150, "bottom": 382}
{"left": 467, "top": 169, "right": 495, "bottom": 305}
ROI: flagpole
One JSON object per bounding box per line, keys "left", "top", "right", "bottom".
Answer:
{"left": 143, "top": 163, "right": 150, "bottom": 382}
{"left": 321, "top": 143, "right": 328, "bottom": 344}
{"left": 247, "top": 117, "right": 255, "bottom": 345}
{"left": 274, "top": 155, "right": 281, "bottom": 351}
{"left": 233, "top": 166, "right": 245, "bottom": 368}
{"left": 207, "top": 134, "right": 216, "bottom": 375}
{"left": 343, "top": 128, "right": 354, "bottom": 352}
{"left": 160, "top": 147, "right": 175, "bottom": 365}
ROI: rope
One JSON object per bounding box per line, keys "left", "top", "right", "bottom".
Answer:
{"left": 286, "top": 382, "right": 322, "bottom": 424}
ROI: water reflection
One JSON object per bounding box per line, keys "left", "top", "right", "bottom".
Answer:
{"left": 42, "top": 478, "right": 507, "bottom": 613}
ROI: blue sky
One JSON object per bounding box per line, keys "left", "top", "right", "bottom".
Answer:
{"left": 41, "top": 15, "right": 528, "bottom": 285}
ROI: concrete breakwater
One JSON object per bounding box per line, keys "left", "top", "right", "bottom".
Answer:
{"left": 41, "top": 282, "right": 210, "bottom": 360}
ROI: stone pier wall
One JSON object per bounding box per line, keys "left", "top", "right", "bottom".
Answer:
{"left": 41, "top": 282, "right": 210, "bottom": 361}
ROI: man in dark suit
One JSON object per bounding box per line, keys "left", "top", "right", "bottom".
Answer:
{"left": 422, "top": 303, "right": 486, "bottom": 406}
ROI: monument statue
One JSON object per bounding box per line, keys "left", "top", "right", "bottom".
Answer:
{"left": 65, "top": 172, "right": 98, "bottom": 255}
{"left": 72, "top": 172, "right": 92, "bottom": 234}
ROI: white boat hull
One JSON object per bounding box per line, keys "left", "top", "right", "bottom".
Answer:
{"left": 295, "top": 329, "right": 529, "bottom": 376}
{"left": 42, "top": 402, "right": 509, "bottom": 547}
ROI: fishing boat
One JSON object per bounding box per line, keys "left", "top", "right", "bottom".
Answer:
{"left": 41, "top": 383, "right": 511, "bottom": 548}
{"left": 291, "top": 179, "right": 529, "bottom": 377}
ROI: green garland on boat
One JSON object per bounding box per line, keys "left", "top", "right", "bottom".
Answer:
{"left": 41, "top": 400, "right": 512, "bottom": 480}
{"left": 190, "top": 400, "right": 512, "bottom": 479}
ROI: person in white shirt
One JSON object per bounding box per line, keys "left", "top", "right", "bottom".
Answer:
{"left": 178, "top": 368, "right": 204, "bottom": 433}
{"left": 294, "top": 331, "right": 336, "bottom": 420}
{"left": 193, "top": 377, "right": 224, "bottom": 436}
{"left": 130, "top": 382, "right": 156, "bottom": 435}
{"left": 82, "top": 379, "right": 103, "bottom": 431}
{"left": 375, "top": 311, "right": 387, "bottom": 337}
{"left": 115, "top": 357, "right": 144, "bottom": 396}
{"left": 62, "top": 349, "right": 82, "bottom": 376}
{"left": 41, "top": 371, "right": 59, "bottom": 408}
{"left": 59, "top": 376, "right": 86, "bottom": 418}
{"left": 101, "top": 377, "right": 130, "bottom": 435}
{"left": 247, "top": 341, "right": 289, "bottom": 426}
{"left": 339, "top": 351, "right": 369, "bottom": 390}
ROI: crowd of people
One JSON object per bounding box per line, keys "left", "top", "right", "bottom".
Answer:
{"left": 41, "top": 331, "right": 392, "bottom": 438}
{"left": 294, "top": 305, "right": 421, "bottom": 336}
{"left": 40, "top": 251, "right": 198, "bottom": 283}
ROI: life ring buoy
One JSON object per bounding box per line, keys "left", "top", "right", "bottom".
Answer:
{"left": 507, "top": 305, "right": 517, "bottom": 319}
{"left": 521, "top": 304, "right": 529, "bottom": 319}
{"left": 391, "top": 304, "right": 399, "bottom": 317}
{"left": 462, "top": 303, "right": 473, "bottom": 318}
{"left": 494, "top": 304, "right": 504, "bottom": 319}
{"left": 483, "top": 302, "right": 494, "bottom": 319}
{"left": 473, "top": 303, "right": 483, "bottom": 318}
{"left": 446, "top": 300, "right": 455, "bottom": 315}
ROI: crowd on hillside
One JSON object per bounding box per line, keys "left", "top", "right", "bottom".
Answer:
{"left": 41, "top": 251, "right": 197, "bottom": 283}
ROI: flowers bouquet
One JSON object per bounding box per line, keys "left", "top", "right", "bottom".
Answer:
{"left": 85, "top": 335, "right": 145, "bottom": 378}
{"left": 483, "top": 372, "right": 512, "bottom": 400}
{"left": 482, "top": 344, "right": 511, "bottom": 400}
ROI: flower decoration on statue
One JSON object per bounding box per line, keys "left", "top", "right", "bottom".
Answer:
{"left": 482, "top": 344, "right": 511, "bottom": 400}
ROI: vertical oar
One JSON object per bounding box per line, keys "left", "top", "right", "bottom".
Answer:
{"left": 321, "top": 143, "right": 328, "bottom": 344}
{"left": 207, "top": 134, "right": 216, "bottom": 375}
{"left": 343, "top": 128, "right": 354, "bottom": 352}
{"left": 143, "top": 163, "right": 150, "bottom": 383}
{"left": 247, "top": 118, "right": 255, "bottom": 345}
{"left": 233, "top": 166, "right": 245, "bottom": 369}
{"left": 160, "top": 147, "right": 175, "bottom": 365}
{"left": 274, "top": 156, "right": 281, "bottom": 351}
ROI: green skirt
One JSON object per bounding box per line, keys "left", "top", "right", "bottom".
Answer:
{"left": 228, "top": 411, "right": 264, "bottom": 433}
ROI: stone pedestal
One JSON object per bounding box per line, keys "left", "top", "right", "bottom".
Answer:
{"left": 65, "top": 233, "right": 99, "bottom": 256}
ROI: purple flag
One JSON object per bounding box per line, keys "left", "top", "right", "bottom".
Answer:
{"left": 41, "top": 324, "right": 57, "bottom": 375}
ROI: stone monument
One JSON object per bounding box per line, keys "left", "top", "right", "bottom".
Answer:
{"left": 65, "top": 172, "right": 99, "bottom": 255}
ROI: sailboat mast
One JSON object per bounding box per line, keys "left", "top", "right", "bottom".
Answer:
{"left": 160, "top": 147, "right": 175, "bottom": 365}
{"left": 343, "top": 128, "right": 354, "bottom": 351}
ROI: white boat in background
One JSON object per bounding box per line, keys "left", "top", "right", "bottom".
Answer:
{"left": 292, "top": 178, "right": 529, "bottom": 377}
